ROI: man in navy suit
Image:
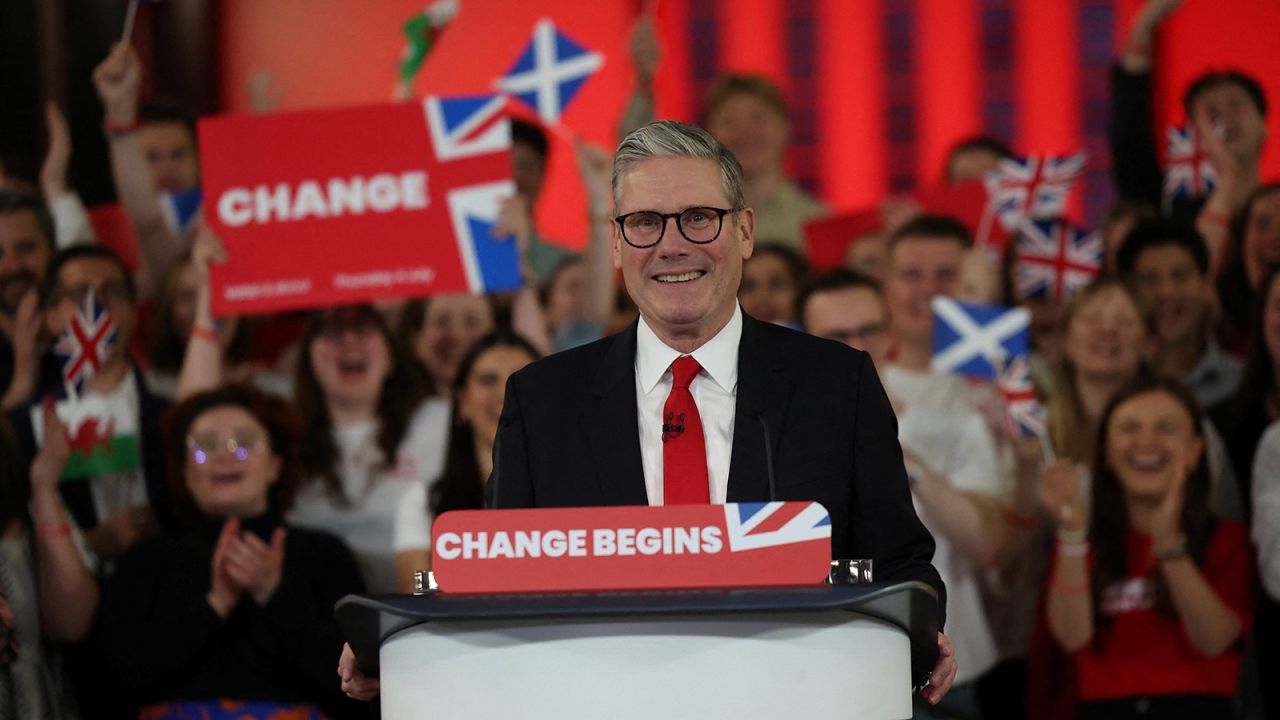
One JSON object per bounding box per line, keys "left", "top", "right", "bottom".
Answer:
{"left": 491, "top": 120, "right": 955, "bottom": 704}
{"left": 342, "top": 120, "right": 957, "bottom": 704}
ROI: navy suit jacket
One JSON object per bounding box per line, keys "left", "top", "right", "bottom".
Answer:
{"left": 491, "top": 313, "right": 946, "bottom": 626}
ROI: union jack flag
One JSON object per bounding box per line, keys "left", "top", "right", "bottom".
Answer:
{"left": 984, "top": 152, "right": 1087, "bottom": 233}
{"left": 495, "top": 19, "right": 603, "bottom": 124}
{"left": 997, "top": 356, "right": 1046, "bottom": 439}
{"left": 1162, "top": 124, "right": 1217, "bottom": 209}
{"left": 1013, "top": 219, "right": 1102, "bottom": 303}
{"left": 54, "top": 290, "right": 117, "bottom": 395}
{"left": 724, "top": 502, "right": 830, "bottom": 552}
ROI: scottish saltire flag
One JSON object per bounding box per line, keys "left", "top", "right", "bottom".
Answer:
{"left": 160, "top": 187, "right": 202, "bottom": 236}
{"left": 932, "top": 297, "right": 1030, "bottom": 381}
{"left": 1163, "top": 124, "right": 1217, "bottom": 209}
{"left": 423, "top": 94, "right": 522, "bottom": 293}
{"left": 997, "top": 356, "right": 1046, "bottom": 439}
{"left": 724, "top": 502, "right": 830, "bottom": 552}
{"left": 495, "top": 19, "right": 604, "bottom": 124}
{"left": 1013, "top": 219, "right": 1102, "bottom": 303}
{"left": 54, "top": 291, "right": 117, "bottom": 395}
{"left": 399, "top": 0, "right": 459, "bottom": 85}
{"left": 984, "top": 152, "right": 1087, "bottom": 233}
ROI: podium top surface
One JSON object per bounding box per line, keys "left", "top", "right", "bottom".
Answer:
{"left": 336, "top": 581, "right": 940, "bottom": 687}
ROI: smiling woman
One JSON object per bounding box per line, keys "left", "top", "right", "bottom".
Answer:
{"left": 92, "top": 385, "right": 365, "bottom": 718}
{"left": 1042, "top": 376, "right": 1253, "bottom": 720}
{"left": 287, "top": 305, "right": 450, "bottom": 594}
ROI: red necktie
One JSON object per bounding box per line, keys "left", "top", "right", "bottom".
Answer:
{"left": 663, "top": 355, "right": 710, "bottom": 504}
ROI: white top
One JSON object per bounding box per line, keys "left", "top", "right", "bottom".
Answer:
{"left": 1251, "top": 420, "right": 1280, "bottom": 600}
{"left": 884, "top": 365, "right": 1007, "bottom": 684}
{"left": 287, "top": 398, "right": 450, "bottom": 594}
{"left": 635, "top": 306, "right": 742, "bottom": 505}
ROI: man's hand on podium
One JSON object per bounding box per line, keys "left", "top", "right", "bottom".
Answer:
{"left": 921, "top": 632, "right": 957, "bottom": 705}
{"left": 338, "top": 643, "right": 380, "bottom": 701}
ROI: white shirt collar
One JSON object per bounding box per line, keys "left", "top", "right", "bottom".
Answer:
{"left": 636, "top": 304, "right": 742, "bottom": 395}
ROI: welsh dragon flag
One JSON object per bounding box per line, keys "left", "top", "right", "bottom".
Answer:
{"left": 31, "top": 393, "right": 142, "bottom": 481}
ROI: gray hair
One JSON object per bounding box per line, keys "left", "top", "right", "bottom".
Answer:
{"left": 612, "top": 120, "right": 745, "bottom": 211}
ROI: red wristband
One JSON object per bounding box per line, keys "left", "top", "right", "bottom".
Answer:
{"left": 1052, "top": 581, "right": 1088, "bottom": 595}
{"left": 190, "top": 324, "right": 220, "bottom": 344}
{"left": 1200, "top": 209, "right": 1229, "bottom": 227}
{"left": 103, "top": 115, "right": 140, "bottom": 136}
{"left": 36, "top": 523, "right": 71, "bottom": 538}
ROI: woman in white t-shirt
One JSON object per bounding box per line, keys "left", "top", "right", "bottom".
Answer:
{"left": 287, "top": 305, "right": 448, "bottom": 594}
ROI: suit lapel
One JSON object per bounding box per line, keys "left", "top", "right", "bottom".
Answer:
{"left": 727, "top": 315, "right": 793, "bottom": 503}
{"left": 586, "top": 322, "right": 649, "bottom": 505}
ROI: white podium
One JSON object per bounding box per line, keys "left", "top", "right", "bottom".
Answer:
{"left": 337, "top": 583, "right": 939, "bottom": 720}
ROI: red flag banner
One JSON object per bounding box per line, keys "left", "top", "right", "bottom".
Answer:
{"left": 198, "top": 96, "right": 520, "bottom": 317}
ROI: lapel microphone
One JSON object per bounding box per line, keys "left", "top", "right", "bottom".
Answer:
{"left": 661, "top": 411, "right": 685, "bottom": 442}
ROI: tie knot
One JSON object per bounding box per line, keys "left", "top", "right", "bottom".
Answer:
{"left": 671, "top": 355, "right": 702, "bottom": 389}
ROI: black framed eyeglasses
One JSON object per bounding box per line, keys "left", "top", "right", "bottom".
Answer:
{"left": 614, "top": 206, "right": 740, "bottom": 249}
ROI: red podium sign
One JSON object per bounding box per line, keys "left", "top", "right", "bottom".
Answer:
{"left": 430, "top": 502, "right": 832, "bottom": 594}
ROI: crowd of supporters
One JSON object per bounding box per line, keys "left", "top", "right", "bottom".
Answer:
{"left": 1, "top": 1, "right": 1277, "bottom": 718}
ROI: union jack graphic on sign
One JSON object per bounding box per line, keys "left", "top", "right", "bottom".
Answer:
{"left": 54, "top": 290, "right": 117, "bottom": 395}
{"left": 724, "top": 502, "right": 831, "bottom": 552}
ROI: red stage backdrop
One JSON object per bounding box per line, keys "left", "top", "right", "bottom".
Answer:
{"left": 219, "top": 0, "right": 1280, "bottom": 237}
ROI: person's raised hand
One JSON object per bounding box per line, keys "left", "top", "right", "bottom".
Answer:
{"left": 338, "top": 642, "right": 381, "bottom": 701}
{"left": 30, "top": 396, "right": 71, "bottom": 498}
{"left": 1149, "top": 469, "right": 1188, "bottom": 556}
{"left": 1136, "top": 0, "right": 1185, "bottom": 32}
{"left": 628, "top": 14, "right": 660, "bottom": 86}
{"left": 223, "top": 526, "right": 287, "bottom": 607}
{"left": 1040, "top": 459, "right": 1086, "bottom": 532}
{"left": 39, "top": 102, "right": 72, "bottom": 200}
{"left": 208, "top": 516, "right": 246, "bottom": 618}
{"left": 494, "top": 194, "right": 533, "bottom": 260}
{"left": 574, "top": 141, "right": 613, "bottom": 216}
{"left": 921, "top": 631, "right": 958, "bottom": 705}
{"left": 92, "top": 43, "right": 142, "bottom": 126}
{"left": 191, "top": 224, "right": 228, "bottom": 288}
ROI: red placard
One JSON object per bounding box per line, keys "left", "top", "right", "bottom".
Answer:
{"left": 430, "top": 502, "right": 832, "bottom": 594}
{"left": 198, "top": 96, "right": 520, "bottom": 317}
{"left": 803, "top": 209, "right": 884, "bottom": 271}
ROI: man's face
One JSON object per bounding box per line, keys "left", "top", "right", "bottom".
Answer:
{"left": 883, "top": 235, "right": 965, "bottom": 345}
{"left": 706, "top": 93, "right": 788, "bottom": 182}
{"left": 0, "top": 210, "right": 51, "bottom": 316}
{"left": 46, "top": 257, "right": 137, "bottom": 368}
{"left": 138, "top": 121, "right": 200, "bottom": 193}
{"left": 803, "top": 286, "right": 891, "bottom": 367}
{"left": 510, "top": 140, "right": 546, "bottom": 205}
{"left": 1131, "top": 244, "right": 1207, "bottom": 345}
{"left": 1190, "top": 83, "right": 1267, "bottom": 161}
{"left": 613, "top": 156, "right": 753, "bottom": 344}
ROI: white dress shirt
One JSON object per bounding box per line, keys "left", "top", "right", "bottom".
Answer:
{"left": 635, "top": 305, "right": 742, "bottom": 505}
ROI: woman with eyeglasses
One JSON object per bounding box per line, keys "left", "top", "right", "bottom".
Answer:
{"left": 93, "top": 385, "right": 364, "bottom": 719}
{"left": 179, "top": 228, "right": 447, "bottom": 594}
